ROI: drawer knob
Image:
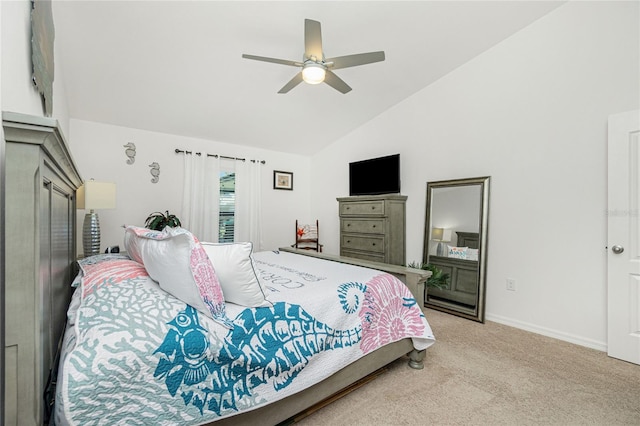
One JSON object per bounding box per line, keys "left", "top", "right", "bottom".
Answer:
{"left": 347, "top": 223, "right": 351, "bottom": 227}
{"left": 372, "top": 225, "right": 376, "bottom": 228}
{"left": 371, "top": 206, "right": 375, "bottom": 210}
{"left": 372, "top": 243, "right": 376, "bottom": 246}
{"left": 347, "top": 240, "right": 351, "bottom": 243}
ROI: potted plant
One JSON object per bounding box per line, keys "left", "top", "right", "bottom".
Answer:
{"left": 144, "top": 211, "right": 182, "bottom": 231}
{"left": 407, "top": 261, "right": 450, "bottom": 290}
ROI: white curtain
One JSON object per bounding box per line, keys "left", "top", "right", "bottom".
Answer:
{"left": 181, "top": 154, "right": 220, "bottom": 242}
{"left": 234, "top": 160, "right": 263, "bottom": 250}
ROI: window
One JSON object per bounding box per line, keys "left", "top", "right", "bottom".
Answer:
{"left": 219, "top": 171, "right": 235, "bottom": 242}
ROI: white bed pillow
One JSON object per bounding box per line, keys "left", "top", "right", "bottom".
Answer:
{"left": 123, "top": 226, "right": 233, "bottom": 328}
{"left": 466, "top": 248, "right": 479, "bottom": 261}
{"left": 201, "top": 242, "right": 271, "bottom": 308}
{"left": 448, "top": 245, "right": 468, "bottom": 260}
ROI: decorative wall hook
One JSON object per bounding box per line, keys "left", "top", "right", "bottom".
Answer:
{"left": 123, "top": 142, "right": 136, "bottom": 164}
{"left": 149, "top": 162, "right": 160, "bottom": 183}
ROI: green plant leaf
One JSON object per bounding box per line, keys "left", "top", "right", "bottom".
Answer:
{"left": 144, "top": 210, "right": 181, "bottom": 231}
{"left": 406, "top": 261, "right": 450, "bottom": 289}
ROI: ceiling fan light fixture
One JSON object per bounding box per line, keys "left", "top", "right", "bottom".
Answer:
{"left": 302, "top": 63, "right": 326, "bottom": 84}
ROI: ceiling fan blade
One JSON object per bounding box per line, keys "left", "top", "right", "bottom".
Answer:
{"left": 242, "top": 54, "right": 302, "bottom": 67}
{"left": 326, "top": 51, "right": 386, "bottom": 70}
{"left": 304, "top": 19, "right": 323, "bottom": 61}
{"left": 278, "top": 72, "right": 304, "bottom": 94}
{"left": 323, "top": 70, "right": 352, "bottom": 94}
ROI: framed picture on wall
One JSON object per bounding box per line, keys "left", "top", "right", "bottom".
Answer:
{"left": 274, "top": 170, "right": 293, "bottom": 190}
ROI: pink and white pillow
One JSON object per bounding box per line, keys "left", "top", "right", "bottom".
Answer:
{"left": 124, "top": 225, "right": 233, "bottom": 328}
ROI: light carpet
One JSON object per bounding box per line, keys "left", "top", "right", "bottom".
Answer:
{"left": 296, "top": 308, "right": 640, "bottom": 425}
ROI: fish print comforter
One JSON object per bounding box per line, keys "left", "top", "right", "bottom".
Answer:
{"left": 55, "top": 251, "right": 435, "bottom": 425}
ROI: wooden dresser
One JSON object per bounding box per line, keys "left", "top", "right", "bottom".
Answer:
{"left": 337, "top": 194, "right": 407, "bottom": 266}
{"left": 3, "top": 112, "right": 82, "bottom": 425}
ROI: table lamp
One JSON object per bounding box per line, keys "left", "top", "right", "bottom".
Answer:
{"left": 77, "top": 180, "right": 116, "bottom": 256}
{"left": 432, "top": 227, "right": 452, "bottom": 257}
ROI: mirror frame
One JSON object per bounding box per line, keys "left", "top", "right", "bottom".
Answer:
{"left": 422, "top": 176, "right": 490, "bottom": 322}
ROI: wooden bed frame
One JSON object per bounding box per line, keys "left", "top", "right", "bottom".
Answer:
{"left": 279, "top": 247, "right": 430, "bottom": 308}
{"left": 3, "top": 112, "right": 82, "bottom": 425}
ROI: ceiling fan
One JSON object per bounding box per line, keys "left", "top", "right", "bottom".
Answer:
{"left": 242, "top": 19, "right": 385, "bottom": 94}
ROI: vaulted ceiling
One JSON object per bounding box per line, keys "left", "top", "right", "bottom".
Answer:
{"left": 54, "top": 1, "right": 564, "bottom": 155}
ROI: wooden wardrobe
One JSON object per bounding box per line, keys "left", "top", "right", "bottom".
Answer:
{"left": 2, "top": 112, "right": 82, "bottom": 425}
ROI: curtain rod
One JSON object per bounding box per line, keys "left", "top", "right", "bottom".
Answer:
{"left": 174, "top": 148, "right": 266, "bottom": 164}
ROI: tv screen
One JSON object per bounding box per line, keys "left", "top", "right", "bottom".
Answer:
{"left": 349, "top": 154, "right": 400, "bottom": 196}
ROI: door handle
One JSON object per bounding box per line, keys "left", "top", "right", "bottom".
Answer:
{"left": 612, "top": 245, "right": 624, "bottom": 254}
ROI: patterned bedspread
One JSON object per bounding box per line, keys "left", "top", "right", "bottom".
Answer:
{"left": 55, "top": 251, "right": 435, "bottom": 425}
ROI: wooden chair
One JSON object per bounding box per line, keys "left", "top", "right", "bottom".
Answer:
{"left": 292, "top": 220, "right": 323, "bottom": 252}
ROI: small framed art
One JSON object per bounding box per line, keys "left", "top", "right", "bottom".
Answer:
{"left": 274, "top": 170, "right": 293, "bottom": 190}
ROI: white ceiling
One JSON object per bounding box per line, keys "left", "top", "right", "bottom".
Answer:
{"left": 53, "top": 1, "right": 564, "bottom": 155}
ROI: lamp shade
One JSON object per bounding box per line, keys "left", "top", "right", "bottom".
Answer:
{"left": 77, "top": 181, "right": 116, "bottom": 210}
{"left": 432, "top": 227, "right": 452, "bottom": 242}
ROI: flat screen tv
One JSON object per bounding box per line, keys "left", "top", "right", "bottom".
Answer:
{"left": 349, "top": 154, "right": 401, "bottom": 196}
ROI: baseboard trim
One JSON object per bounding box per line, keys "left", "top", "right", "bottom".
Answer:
{"left": 485, "top": 313, "right": 607, "bottom": 352}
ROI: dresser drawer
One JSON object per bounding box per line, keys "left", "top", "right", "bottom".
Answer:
{"left": 339, "top": 200, "right": 385, "bottom": 216}
{"left": 341, "top": 234, "right": 385, "bottom": 253}
{"left": 341, "top": 219, "right": 385, "bottom": 234}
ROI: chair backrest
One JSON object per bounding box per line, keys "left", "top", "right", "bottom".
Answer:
{"left": 294, "top": 220, "right": 322, "bottom": 252}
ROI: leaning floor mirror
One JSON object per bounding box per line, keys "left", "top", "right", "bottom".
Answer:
{"left": 423, "top": 177, "right": 490, "bottom": 322}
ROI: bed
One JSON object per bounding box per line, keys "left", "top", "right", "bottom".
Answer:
{"left": 53, "top": 228, "right": 435, "bottom": 426}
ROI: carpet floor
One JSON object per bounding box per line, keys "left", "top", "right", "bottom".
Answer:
{"left": 296, "top": 308, "right": 640, "bottom": 425}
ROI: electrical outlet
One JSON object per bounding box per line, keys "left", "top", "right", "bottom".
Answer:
{"left": 506, "top": 278, "right": 516, "bottom": 291}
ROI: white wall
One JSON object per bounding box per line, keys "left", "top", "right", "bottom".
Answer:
{"left": 1, "top": 0, "right": 70, "bottom": 134}
{"left": 68, "top": 119, "right": 311, "bottom": 252}
{"left": 311, "top": 1, "right": 639, "bottom": 350}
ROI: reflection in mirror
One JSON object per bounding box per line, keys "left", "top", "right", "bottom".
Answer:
{"left": 423, "top": 177, "right": 490, "bottom": 322}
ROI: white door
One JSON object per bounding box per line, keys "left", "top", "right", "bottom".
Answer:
{"left": 608, "top": 109, "right": 640, "bottom": 364}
